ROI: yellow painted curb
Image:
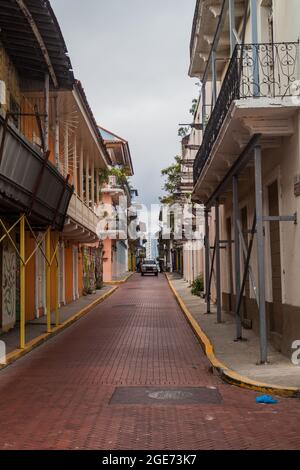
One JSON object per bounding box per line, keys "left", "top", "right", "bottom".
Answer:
{"left": 105, "top": 272, "right": 134, "bottom": 285}
{"left": 0, "top": 286, "right": 118, "bottom": 371}
{"left": 166, "top": 274, "right": 300, "bottom": 398}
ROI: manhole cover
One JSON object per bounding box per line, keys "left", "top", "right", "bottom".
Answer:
{"left": 110, "top": 387, "right": 222, "bottom": 405}
{"left": 148, "top": 390, "right": 193, "bottom": 400}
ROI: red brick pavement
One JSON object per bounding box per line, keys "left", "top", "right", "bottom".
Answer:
{"left": 0, "top": 274, "right": 299, "bottom": 450}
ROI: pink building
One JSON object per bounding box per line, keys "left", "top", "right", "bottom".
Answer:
{"left": 98, "top": 127, "right": 134, "bottom": 282}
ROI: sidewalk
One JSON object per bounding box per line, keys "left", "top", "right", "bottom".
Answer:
{"left": 0, "top": 284, "right": 115, "bottom": 359}
{"left": 167, "top": 273, "right": 300, "bottom": 393}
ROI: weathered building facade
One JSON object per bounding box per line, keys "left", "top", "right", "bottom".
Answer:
{"left": 98, "top": 127, "right": 134, "bottom": 282}
{"left": 190, "top": 0, "right": 300, "bottom": 360}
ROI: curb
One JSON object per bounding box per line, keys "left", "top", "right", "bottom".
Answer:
{"left": 105, "top": 272, "right": 134, "bottom": 285}
{"left": 166, "top": 274, "right": 300, "bottom": 398}
{"left": 0, "top": 286, "right": 118, "bottom": 372}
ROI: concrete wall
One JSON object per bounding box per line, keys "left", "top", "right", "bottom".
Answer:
{"left": 183, "top": 241, "right": 204, "bottom": 285}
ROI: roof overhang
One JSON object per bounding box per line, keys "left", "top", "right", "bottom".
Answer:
{"left": 73, "top": 83, "right": 110, "bottom": 169}
{"left": 0, "top": 0, "right": 74, "bottom": 89}
{"left": 189, "top": 0, "right": 246, "bottom": 80}
{"left": 98, "top": 126, "right": 134, "bottom": 175}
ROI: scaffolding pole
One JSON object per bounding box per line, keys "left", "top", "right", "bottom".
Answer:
{"left": 55, "top": 234, "right": 60, "bottom": 327}
{"left": 233, "top": 175, "right": 242, "bottom": 340}
{"left": 254, "top": 145, "right": 268, "bottom": 363}
{"left": 46, "top": 228, "right": 51, "bottom": 334}
{"left": 204, "top": 209, "right": 211, "bottom": 313}
{"left": 215, "top": 200, "right": 222, "bottom": 323}
{"left": 20, "top": 215, "right": 26, "bottom": 349}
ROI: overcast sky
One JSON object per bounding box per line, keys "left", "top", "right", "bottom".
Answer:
{"left": 51, "top": 0, "right": 197, "bottom": 208}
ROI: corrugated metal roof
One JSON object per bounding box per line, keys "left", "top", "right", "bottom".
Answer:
{"left": 0, "top": 0, "right": 74, "bottom": 89}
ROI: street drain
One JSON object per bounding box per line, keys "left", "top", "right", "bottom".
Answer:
{"left": 110, "top": 387, "right": 222, "bottom": 405}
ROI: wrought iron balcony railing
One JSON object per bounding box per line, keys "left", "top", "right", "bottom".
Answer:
{"left": 194, "top": 42, "right": 299, "bottom": 185}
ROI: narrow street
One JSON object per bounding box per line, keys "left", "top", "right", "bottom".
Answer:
{"left": 0, "top": 274, "right": 299, "bottom": 450}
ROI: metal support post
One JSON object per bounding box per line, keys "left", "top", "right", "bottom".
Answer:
{"left": 215, "top": 201, "right": 222, "bottom": 323}
{"left": 235, "top": 213, "right": 256, "bottom": 320}
{"left": 237, "top": 219, "right": 259, "bottom": 305}
{"left": 20, "top": 215, "right": 26, "bottom": 349}
{"left": 204, "top": 209, "right": 211, "bottom": 313}
{"left": 44, "top": 73, "right": 50, "bottom": 152}
{"left": 233, "top": 175, "right": 242, "bottom": 339}
{"left": 254, "top": 145, "right": 268, "bottom": 363}
{"left": 46, "top": 228, "right": 51, "bottom": 334}
{"left": 55, "top": 234, "right": 60, "bottom": 327}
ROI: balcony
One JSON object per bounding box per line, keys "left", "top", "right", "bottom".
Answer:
{"left": 0, "top": 113, "right": 73, "bottom": 230}
{"left": 66, "top": 193, "right": 99, "bottom": 241}
{"left": 194, "top": 42, "right": 300, "bottom": 189}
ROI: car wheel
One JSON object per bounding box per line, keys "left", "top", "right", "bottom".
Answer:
{"left": 155, "top": 272, "right": 158, "bottom": 276}
{"left": 141, "top": 273, "right": 144, "bottom": 276}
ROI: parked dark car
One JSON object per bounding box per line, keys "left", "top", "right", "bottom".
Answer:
{"left": 141, "top": 259, "right": 159, "bottom": 276}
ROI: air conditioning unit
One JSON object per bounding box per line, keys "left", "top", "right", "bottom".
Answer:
{"left": 0, "top": 81, "right": 6, "bottom": 106}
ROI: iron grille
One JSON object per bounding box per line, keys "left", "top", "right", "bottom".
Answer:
{"left": 193, "top": 42, "right": 299, "bottom": 186}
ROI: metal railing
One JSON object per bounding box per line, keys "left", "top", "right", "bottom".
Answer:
{"left": 194, "top": 42, "right": 299, "bottom": 184}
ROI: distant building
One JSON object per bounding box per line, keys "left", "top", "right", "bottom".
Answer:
{"left": 146, "top": 237, "right": 158, "bottom": 260}
{"left": 98, "top": 126, "right": 135, "bottom": 282}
